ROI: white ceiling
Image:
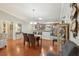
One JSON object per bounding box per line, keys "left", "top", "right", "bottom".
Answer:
{"left": 0, "top": 3, "right": 62, "bottom": 22}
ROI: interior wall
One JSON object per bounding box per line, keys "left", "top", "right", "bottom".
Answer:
{"left": 21, "top": 3, "right": 79, "bottom": 43}
{"left": 70, "top": 6, "right": 79, "bottom": 46}
{"left": 0, "top": 10, "right": 25, "bottom": 40}
{"left": 0, "top": 3, "right": 79, "bottom": 45}
{"left": 22, "top": 23, "right": 33, "bottom": 34}
{"left": 0, "top": 9, "right": 34, "bottom": 40}
{"left": 60, "top": 3, "right": 79, "bottom": 46}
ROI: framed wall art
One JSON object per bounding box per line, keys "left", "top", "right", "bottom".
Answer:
{"left": 70, "top": 3, "right": 78, "bottom": 38}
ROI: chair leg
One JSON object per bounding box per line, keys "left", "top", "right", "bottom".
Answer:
{"left": 24, "top": 41, "right": 25, "bottom": 46}
{"left": 28, "top": 42, "right": 30, "bottom": 47}
{"left": 41, "top": 39, "right": 42, "bottom": 47}
{"left": 52, "top": 41, "right": 54, "bottom": 46}
{"left": 5, "top": 45, "right": 6, "bottom": 48}
{"left": 37, "top": 41, "right": 39, "bottom": 46}
{"left": 32, "top": 42, "right": 35, "bottom": 48}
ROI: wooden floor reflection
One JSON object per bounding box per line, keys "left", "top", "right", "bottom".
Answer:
{"left": 0, "top": 39, "right": 53, "bottom": 56}
{"left": 0, "top": 39, "right": 41, "bottom": 56}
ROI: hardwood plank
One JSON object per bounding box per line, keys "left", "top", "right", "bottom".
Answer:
{"left": 0, "top": 39, "right": 57, "bottom": 56}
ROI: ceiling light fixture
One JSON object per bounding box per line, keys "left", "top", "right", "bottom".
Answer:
{"left": 30, "top": 9, "right": 43, "bottom": 25}
{"left": 30, "top": 22, "right": 37, "bottom": 25}
{"left": 32, "top": 8, "right": 35, "bottom": 18}
{"left": 32, "top": 8, "right": 43, "bottom": 21}
{"left": 38, "top": 17, "right": 43, "bottom": 20}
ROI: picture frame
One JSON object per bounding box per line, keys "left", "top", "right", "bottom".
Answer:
{"left": 70, "top": 3, "right": 78, "bottom": 38}
{"left": 59, "top": 24, "right": 69, "bottom": 41}
{"left": 51, "top": 23, "right": 69, "bottom": 42}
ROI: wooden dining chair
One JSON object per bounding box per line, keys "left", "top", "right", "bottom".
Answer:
{"left": 27, "top": 34, "right": 35, "bottom": 47}
{"left": 36, "top": 37, "right": 40, "bottom": 46}
{"left": 23, "top": 33, "right": 30, "bottom": 47}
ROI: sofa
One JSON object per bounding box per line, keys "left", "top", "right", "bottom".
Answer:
{"left": 46, "top": 40, "right": 79, "bottom": 56}
{"left": 0, "top": 33, "right": 7, "bottom": 48}
{"left": 0, "top": 39, "right": 7, "bottom": 48}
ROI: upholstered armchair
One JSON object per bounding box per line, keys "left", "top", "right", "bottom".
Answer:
{"left": 46, "top": 40, "right": 79, "bottom": 56}
{"left": 0, "top": 39, "right": 6, "bottom": 48}
{"left": 0, "top": 33, "right": 7, "bottom": 48}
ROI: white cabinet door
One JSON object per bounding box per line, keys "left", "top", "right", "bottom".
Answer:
{"left": 42, "top": 32, "right": 51, "bottom": 40}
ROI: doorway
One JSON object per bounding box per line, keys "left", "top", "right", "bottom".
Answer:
{"left": 7, "top": 22, "right": 13, "bottom": 40}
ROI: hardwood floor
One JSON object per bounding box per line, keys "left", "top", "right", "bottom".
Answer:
{"left": 0, "top": 39, "right": 58, "bottom": 56}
